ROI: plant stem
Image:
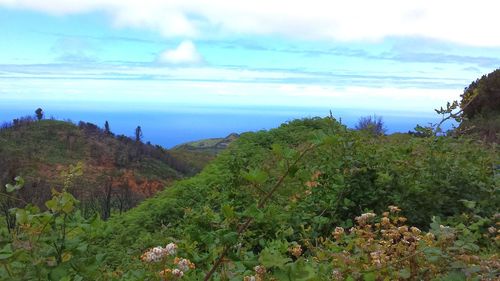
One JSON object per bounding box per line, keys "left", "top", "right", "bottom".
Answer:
{"left": 203, "top": 144, "right": 316, "bottom": 281}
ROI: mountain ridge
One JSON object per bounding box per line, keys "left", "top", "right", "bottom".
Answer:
{"left": 0, "top": 117, "right": 216, "bottom": 218}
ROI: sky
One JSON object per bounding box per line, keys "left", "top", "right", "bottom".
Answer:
{"left": 0, "top": 1, "right": 500, "bottom": 145}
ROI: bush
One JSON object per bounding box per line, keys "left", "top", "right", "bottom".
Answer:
{"left": 354, "top": 115, "right": 387, "bottom": 135}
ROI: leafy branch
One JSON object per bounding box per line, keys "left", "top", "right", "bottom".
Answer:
{"left": 203, "top": 143, "right": 317, "bottom": 280}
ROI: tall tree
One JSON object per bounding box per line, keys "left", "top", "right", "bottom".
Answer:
{"left": 135, "top": 126, "right": 143, "bottom": 142}
{"left": 104, "top": 121, "right": 111, "bottom": 135}
{"left": 35, "top": 108, "right": 44, "bottom": 121}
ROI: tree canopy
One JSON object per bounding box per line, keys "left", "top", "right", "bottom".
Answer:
{"left": 461, "top": 68, "right": 500, "bottom": 119}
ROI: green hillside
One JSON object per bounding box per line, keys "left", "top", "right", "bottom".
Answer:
{"left": 2, "top": 114, "right": 497, "bottom": 280}
{"left": 98, "top": 117, "right": 498, "bottom": 280}
{"left": 173, "top": 133, "right": 240, "bottom": 155}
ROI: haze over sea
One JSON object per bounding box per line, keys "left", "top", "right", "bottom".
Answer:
{"left": 0, "top": 102, "right": 443, "bottom": 148}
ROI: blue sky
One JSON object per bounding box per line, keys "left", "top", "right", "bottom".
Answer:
{"left": 1, "top": 1, "right": 499, "bottom": 122}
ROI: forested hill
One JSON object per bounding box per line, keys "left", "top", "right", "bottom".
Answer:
{"left": 0, "top": 118, "right": 214, "bottom": 218}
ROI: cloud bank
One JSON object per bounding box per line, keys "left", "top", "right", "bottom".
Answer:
{"left": 1, "top": 0, "right": 500, "bottom": 47}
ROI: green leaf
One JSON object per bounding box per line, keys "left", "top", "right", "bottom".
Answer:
{"left": 222, "top": 232, "right": 239, "bottom": 245}
{"left": 287, "top": 260, "right": 317, "bottom": 281}
{"left": 363, "top": 272, "right": 376, "bottom": 281}
{"left": 258, "top": 248, "right": 291, "bottom": 269}
{"left": 49, "top": 264, "right": 69, "bottom": 281}
{"left": 15, "top": 209, "right": 29, "bottom": 225}
{"left": 61, "top": 192, "right": 76, "bottom": 213}
{"left": 5, "top": 184, "right": 16, "bottom": 193}
{"left": 221, "top": 204, "right": 235, "bottom": 220}
{"left": 5, "top": 176, "right": 24, "bottom": 192}
{"left": 441, "top": 271, "right": 466, "bottom": 281}
{"left": 271, "top": 143, "right": 284, "bottom": 157}
{"left": 0, "top": 244, "right": 13, "bottom": 260}
{"left": 242, "top": 169, "right": 268, "bottom": 185}
{"left": 244, "top": 205, "right": 264, "bottom": 220}
{"left": 46, "top": 198, "right": 59, "bottom": 212}
{"left": 321, "top": 135, "right": 338, "bottom": 146}
{"left": 459, "top": 199, "right": 476, "bottom": 210}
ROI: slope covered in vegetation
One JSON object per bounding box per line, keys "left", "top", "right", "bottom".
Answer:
{"left": 173, "top": 133, "right": 240, "bottom": 155}
{"left": 3, "top": 114, "right": 497, "bottom": 280}
{"left": 96, "top": 117, "right": 498, "bottom": 280}
{"left": 0, "top": 118, "right": 212, "bottom": 218}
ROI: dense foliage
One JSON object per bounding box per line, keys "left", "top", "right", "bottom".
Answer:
{"left": 1, "top": 115, "right": 499, "bottom": 280}
{"left": 459, "top": 68, "right": 500, "bottom": 142}
{"left": 461, "top": 69, "right": 500, "bottom": 119}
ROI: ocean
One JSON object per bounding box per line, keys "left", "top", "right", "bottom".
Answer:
{"left": 0, "top": 104, "right": 446, "bottom": 148}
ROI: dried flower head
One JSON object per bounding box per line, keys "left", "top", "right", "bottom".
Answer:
{"left": 388, "top": 205, "right": 401, "bottom": 213}
{"left": 355, "top": 212, "right": 376, "bottom": 226}
{"left": 174, "top": 258, "right": 195, "bottom": 272}
{"left": 172, "top": 268, "right": 184, "bottom": 278}
{"left": 331, "top": 269, "right": 343, "bottom": 280}
{"left": 488, "top": 226, "right": 496, "bottom": 234}
{"left": 410, "top": 226, "right": 421, "bottom": 235}
{"left": 254, "top": 265, "right": 266, "bottom": 276}
{"left": 158, "top": 268, "right": 172, "bottom": 278}
{"left": 333, "top": 226, "right": 345, "bottom": 240}
{"left": 289, "top": 244, "right": 303, "bottom": 258}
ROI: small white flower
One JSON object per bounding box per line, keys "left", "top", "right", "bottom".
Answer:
{"left": 172, "top": 268, "right": 184, "bottom": 277}
{"left": 165, "top": 243, "right": 178, "bottom": 256}
{"left": 177, "top": 259, "right": 191, "bottom": 272}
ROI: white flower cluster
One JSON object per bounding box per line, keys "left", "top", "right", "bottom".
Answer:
{"left": 175, "top": 258, "right": 195, "bottom": 272}
{"left": 165, "top": 243, "right": 178, "bottom": 255}
{"left": 172, "top": 268, "right": 184, "bottom": 278}
{"left": 141, "top": 243, "right": 177, "bottom": 262}
{"left": 158, "top": 268, "right": 184, "bottom": 279}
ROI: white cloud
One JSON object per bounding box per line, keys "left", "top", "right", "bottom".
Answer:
{"left": 0, "top": 61, "right": 463, "bottom": 112}
{"left": 158, "top": 40, "right": 202, "bottom": 64}
{"left": 1, "top": 0, "right": 500, "bottom": 47}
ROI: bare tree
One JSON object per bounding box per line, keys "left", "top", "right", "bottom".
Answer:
{"left": 355, "top": 115, "right": 387, "bottom": 135}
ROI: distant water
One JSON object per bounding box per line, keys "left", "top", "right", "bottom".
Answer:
{"left": 0, "top": 104, "right": 446, "bottom": 148}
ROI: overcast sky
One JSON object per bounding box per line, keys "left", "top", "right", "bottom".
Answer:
{"left": 1, "top": 0, "right": 499, "bottom": 113}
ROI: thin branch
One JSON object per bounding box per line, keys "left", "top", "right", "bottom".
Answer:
{"left": 203, "top": 144, "right": 316, "bottom": 281}
{"left": 0, "top": 192, "right": 28, "bottom": 204}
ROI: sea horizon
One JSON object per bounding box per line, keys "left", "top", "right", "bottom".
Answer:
{"left": 0, "top": 104, "right": 447, "bottom": 148}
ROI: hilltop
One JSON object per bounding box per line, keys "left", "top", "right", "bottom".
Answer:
{"left": 0, "top": 117, "right": 216, "bottom": 218}
{"left": 173, "top": 133, "right": 239, "bottom": 154}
